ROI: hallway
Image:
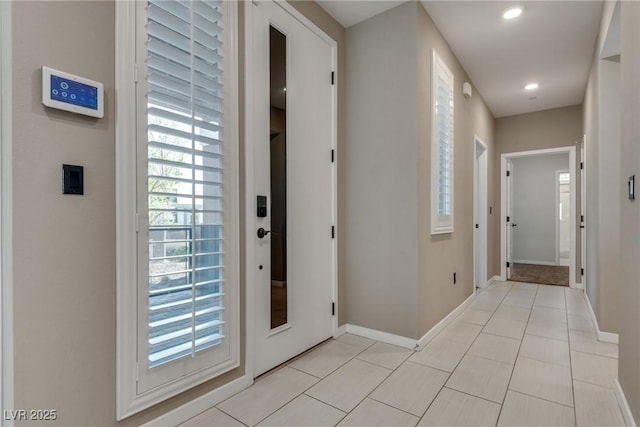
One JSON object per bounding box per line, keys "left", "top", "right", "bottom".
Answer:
{"left": 181, "top": 281, "right": 624, "bottom": 426}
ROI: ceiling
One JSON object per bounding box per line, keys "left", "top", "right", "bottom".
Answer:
{"left": 316, "top": 1, "right": 603, "bottom": 118}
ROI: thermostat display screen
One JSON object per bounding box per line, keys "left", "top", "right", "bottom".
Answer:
{"left": 50, "top": 75, "right": 98, "bottom": 110}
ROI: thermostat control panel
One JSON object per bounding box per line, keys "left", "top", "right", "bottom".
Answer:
{"left": 42, "top": 66, "right": 104, "bottom": 118}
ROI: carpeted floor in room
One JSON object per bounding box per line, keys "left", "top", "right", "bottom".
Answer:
{"left": 509, "top": 263, "right": 569, "bottom": 286}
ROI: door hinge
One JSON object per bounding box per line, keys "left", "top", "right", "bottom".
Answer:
{"left": 506, "top": 170, "right": 511, "bottom": 177}
{"left": 331, "top": 71, "right": 335, "bottom": 85}
{"left": 332, "top": 302, "right": 335, "bottom": 316}
{"left": 581, "top": 215, "right": 584, "bottom": 222}
{"left": 506, "top": 216, "right": 510, "bottom": 223}
{"left": 331, "top": 225, "right": 335, "bottom": 239}
{"left": 331, "top": 149, "right": 335, "bottom": 163}
{"left": 581, "top": 162, "right": 584, "bottom": 170}
{"left": 475, "top": 224, "right": 479, "bottom": 229}
{"left": 507, "top": 262, "right": 510, "bottom": 268}
{"left": 581, "top": 268, "right": 584, "bottom": 276}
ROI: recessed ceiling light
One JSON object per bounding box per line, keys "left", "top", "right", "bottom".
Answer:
{"left": 525, "top": 83, "right": 539, "bottom": 91}
{"left": 503, "top": 6, "right": 523, "bottom": 20}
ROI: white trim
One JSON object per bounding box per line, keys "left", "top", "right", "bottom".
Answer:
{"left": 343, "top": 292, "right": 476, "bottom": 352}
{"left": 580, "top": 135, "right": 587, "bottom": 293}
{"left": 487, "top": 276, "right": 501, "bottom": 286}
{"left": 140, "top": 375, "right": 253, "bottom": 427}
{"left": 511, "top": 259, "right": 562, "bottom": 266}
{"left": 245, "top": 0, "right": 338, "bottom": 379}
{"left": 584, "top": 291, "right": 619, "bottom": 344}
{"left": 615, "top": 379, "right": 637, "bottom": 427}
{"left": 501, "top": 146, "right": 577, "bottom": 287}
{"left": 555, "top": 168, "right": 571, "bottom": 266}
{"left": 416, "top": 292, "right": 475, "bottom": 350}
{"left": 115, "top": 0, "right": 139, "bottom": 418}
{"left": 430, "top": 49, "right": 454, "bottom": 235}
{"left": 0, "top": 3, "right": 13, "bottom": 425}
{"left": 344, "top": 324, "right": 417, "bottom": 350}
{"left": 572, "top": 282, "right": 584, "bottom": 290}
{"left": 473, "top": 136, "right": 488, "bottom": 289}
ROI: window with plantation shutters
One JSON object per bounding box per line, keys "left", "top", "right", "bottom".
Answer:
{"left": 431, "top": 50, "right": 454, "bottom": 234}
{"left": 115, "top": 0, "right": 239, "bottom": 418}
{"left": 144, "top": 0, "right": 227, "bottom": 370}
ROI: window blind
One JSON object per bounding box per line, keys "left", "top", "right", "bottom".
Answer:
{"left": 436, "top": 75, "right": 453, "bottom": 216}
{"left": 145, "top": 0, "right": 226, "bottom": 368}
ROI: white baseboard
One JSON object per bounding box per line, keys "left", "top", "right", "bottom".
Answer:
{"left": 615, "top": 379, "right": 637, "bottom": 427}
{"left": 344, "top": 324, "right": 417, "bottom": 350}
{"left": 511, "top": 259, "right": 559, "bottom": 266}
{"left": 141, "top": 375, "right": 253, "bottom": 427}
{"left": 335, "top": 324, "right": 346, "bottom": 337}
{"left": 487, "top": 276, "right": 501, "bottom": 286}
{"left": 584, "top": 292, "right": 619, "bottom": 344}
{"left": 416, "top": 292, "right": 475, "bottom": 350}
{"left": 344, "top": 292, "right": 477, "bottom": 352}
{"left": 571, "top": 282, "right": 584, "bottom": 290}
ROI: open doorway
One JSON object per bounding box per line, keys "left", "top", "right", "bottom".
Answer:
{"left": 501, "top": 147, "right": 577, "bottom": 287}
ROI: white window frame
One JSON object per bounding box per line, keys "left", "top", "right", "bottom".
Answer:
{"left": 115, "top": 1, "right": 240, "bottom": 419}
{"left": 430, "top": 50, "right": 454, "bottom": 234}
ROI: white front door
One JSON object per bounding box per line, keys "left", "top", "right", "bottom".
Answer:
{"left": 247, "top": 0, "right": 336, "bottom": 377}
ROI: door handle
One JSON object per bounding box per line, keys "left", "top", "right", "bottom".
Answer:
{"left": 511, "top": 224, "right": 518, "bottom": 227}
{"left": 257, "top": 228, "right": 271, "bottom": 239}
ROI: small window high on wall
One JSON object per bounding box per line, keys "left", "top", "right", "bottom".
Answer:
{"left": 431, "top": 50, "right": 454, "bottom": 234}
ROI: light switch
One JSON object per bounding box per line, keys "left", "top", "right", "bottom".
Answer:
{"left": 63, "top": 164, "right": 84, "bottom": 195}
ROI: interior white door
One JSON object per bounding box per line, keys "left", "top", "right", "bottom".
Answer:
{"left": 474, "top": 140, "right": 487, "bottom": 288}
{"left": 249, "top": 0, "right": 335, "bottom": 377}
{"left": 580, "top": 137, "right": 586, "bottom": 285}
{"left": 506, "top": 159, "right": 514, "bottom": 279}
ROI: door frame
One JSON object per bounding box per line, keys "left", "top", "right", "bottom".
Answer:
{"left": 580, "top": 135, "right": 586, "bottom": 288}
{"left": 473, "top": 136, "right": 488, "bottom": 289}
{"left": 500, "top": 146, "right": 577, "bottom": 287}
{"left": 244, "top": 0, "right": 338, "bottom": 379}
{"left": 555, "top": 169, "right": 571, "bottom": 266}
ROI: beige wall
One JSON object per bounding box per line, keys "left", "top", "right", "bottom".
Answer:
{"left": 416, "top": 3, "right": 496, "bottom": 336}
{"left": 10, "top": 1, "right": 345, "bottom": 426}
{"left": 344, "top": 1, "right": 496, "bottom": 339}
{"left": 617, "top": 0, "right": 640, "bottom": 423}
{"left": 581, "top": 0, "right": 621, "bottom": 335}
{"left": 494, "top": 105, "right": 583, "bottom": 283}
{"left": 345, "top": 1, "right": 420, "bottom": 338}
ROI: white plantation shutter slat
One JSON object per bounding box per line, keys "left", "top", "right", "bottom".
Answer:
{"left": 145, "top": 0, "right": 227, "bottom": 369}
{"left": 431, "top": 51, "right": 454, "bottom": 234}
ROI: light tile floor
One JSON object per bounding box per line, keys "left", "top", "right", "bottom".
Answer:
{"left": 182, "top": 281, "right": 626, "bottom": 427}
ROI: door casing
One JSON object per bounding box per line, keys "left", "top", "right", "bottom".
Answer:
{"left": 501, "top": 146, "right": 578, "bottom": 287}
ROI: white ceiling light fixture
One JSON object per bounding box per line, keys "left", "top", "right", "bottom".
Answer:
{"left": 503, "top": 6, "right": 523, "bottom": 20}
{"left": 525, "top": 82, "right": 539, "bottom": 91}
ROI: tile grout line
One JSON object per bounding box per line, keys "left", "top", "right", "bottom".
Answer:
{"left": 566, "top": 287, "right": 579, "bottom": 427}
{"left": 218, "top": 339, "right": 374, "bottom": 427}
{"left": 415, "top": 281, "right": 515, "bottom": 426}
{"left": 494, "top": 282, "right": 540, "bottom": 426}
{"left": 369, "top": 284, "right": 511, "bottom": 424}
